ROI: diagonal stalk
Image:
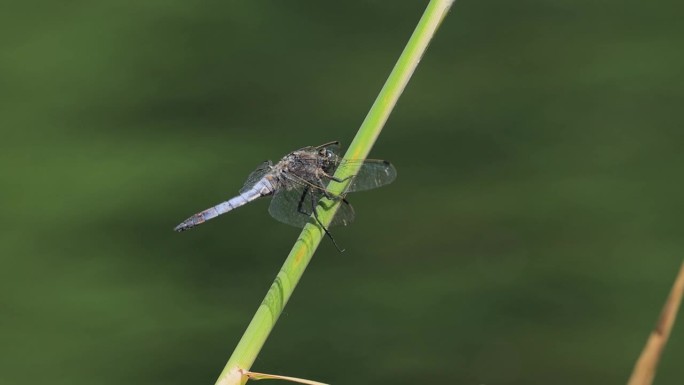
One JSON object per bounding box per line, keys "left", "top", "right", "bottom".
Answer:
{"left": 627, "top": 261, "right": 684, "bottom": 385}
{"left": 215, "top": 1, "right": 456, "bottom": 384}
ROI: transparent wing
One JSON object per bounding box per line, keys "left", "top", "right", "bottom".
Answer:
{"left": 239, "top": 161, "right": 273, "bottom": 194}
{"left": 332, "top": 159, "right": 397, "bottom": 192}
{"left": 268, "top": 182, "right": 355, "bottom": 228}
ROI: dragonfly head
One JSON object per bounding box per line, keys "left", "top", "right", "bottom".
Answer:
{"left": 318, "top": 147, "right": 337, "bottom": 173}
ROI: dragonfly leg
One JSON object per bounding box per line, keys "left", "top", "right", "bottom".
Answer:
{"left": 321, "top": 172, "right": 356, "bottom": 195}
{"left": 296, "top": 186, "right": 310, "bottom": 215}
{"left": 295, "top": 184, "right": 340, "bottom": 213}
{"left": 341, "top": 196, "right": 352, "bottom": 210}
{"left": 321, "top": 171, "right": 354, "bottom": 184}
{"left": 294, "top": 184, "right": 346, "bottom": 251}
{"left": 314, "top": 177, "right": 346, "bottom": 201}
{"left": 309, "top": 188, "right": 345, "bottom": 253}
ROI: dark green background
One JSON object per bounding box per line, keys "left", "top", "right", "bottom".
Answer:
{"left": 2, "top": 1, "right": 683, "bottom": 384}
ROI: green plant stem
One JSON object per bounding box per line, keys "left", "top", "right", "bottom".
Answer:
{"left": 215, "top": 1, "right": 456, "bottom": 384}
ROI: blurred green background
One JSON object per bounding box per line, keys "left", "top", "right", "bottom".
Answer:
{"left": 2, "top": 1, "right": 683, "bottom": 384}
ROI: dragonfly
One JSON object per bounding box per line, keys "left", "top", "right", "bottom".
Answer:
{"left": 174, "top": 141, "right": 397, "bottom": 250}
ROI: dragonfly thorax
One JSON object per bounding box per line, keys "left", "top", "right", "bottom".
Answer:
{"left": 275, "top": 148, "right": 337, "bottom": 185}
